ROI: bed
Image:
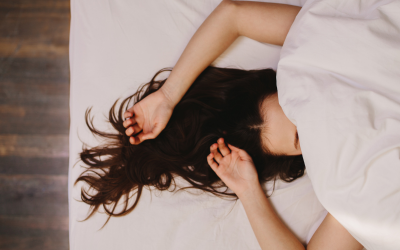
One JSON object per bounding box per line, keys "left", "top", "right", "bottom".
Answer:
{"left": 68, "top": 0, "right": 329, "bottom": 249}
{"left": 68, "top": 0, "right": 397, "bottom": 249}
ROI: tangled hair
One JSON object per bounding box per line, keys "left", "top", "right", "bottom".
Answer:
{"left": 75, "top": 66, "right": 305, "bottom": 225}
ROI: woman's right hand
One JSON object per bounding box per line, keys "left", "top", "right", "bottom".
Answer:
{"left": 207, "top": 138, "right": 260, "bottom": 198}
{"left": 123, "top": 88, "right": 175, "bottom": 145}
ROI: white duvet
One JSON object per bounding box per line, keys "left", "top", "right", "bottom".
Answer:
{"left": 277, "top": 0, "right": 400, "bottom": 249}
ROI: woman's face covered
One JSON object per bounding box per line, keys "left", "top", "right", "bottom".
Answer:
{"left": 260, "top": 93, "right": 301, "bottom": 156}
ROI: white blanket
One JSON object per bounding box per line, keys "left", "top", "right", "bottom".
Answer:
{"left": 68, "top": 0, "right": 329, "bottom": 249}
{"left": 277, "top": 0, "right": 400, "bottom": 249}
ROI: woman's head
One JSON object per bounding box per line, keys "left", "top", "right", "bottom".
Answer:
{"left": 76, "top": 66, "right": 305, "bottom": 225}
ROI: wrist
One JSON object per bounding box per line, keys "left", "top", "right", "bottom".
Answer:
{"left": 160, "top": 78, "right": 188, "bottom": 107}
{"left": 237, "top": 182, "right": 264, "bottom": 202}
{"left": 159, "top": 84, "right": 180, "bottom": 108}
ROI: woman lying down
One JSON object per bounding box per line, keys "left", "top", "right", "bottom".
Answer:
{"left": 76, "top": 1, "right": 364, "bottom": 249}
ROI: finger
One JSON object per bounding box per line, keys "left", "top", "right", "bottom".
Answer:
{"left": 143, "top": 123, "right": 164, "bottom": 140}
{"left": 207, "top": 153, "right": 219, "bottom": 170}
{"left": 124, "top": 111, "right": 133, "bottom": 119}
{"left": 123, "top": 117, "right": 136, "bottom": 128}
{"left": 136, "top": 132, "right": 154, "bottom": 145}
{"left": 141, "top": 131, "right": 157, "bottom": 141}
{"left": 130, "top": 134, "right": 143, "bottom": 145}
{"left": 210, "top": 144, "right": 223, "bottom": 163}
{"left": 125, "top": 124, "right": 142, "bottom": 137}
{"left": 237, "top": 150, "right": 252, "bottom": 161}
{"left": 129, "top": 124, "right": 162, "bottom": 145}
{"left": 217, "top": 138, "right": 230, "bottom": 157}
{"left": 227, "top": 144, "right": 252, "bottom": 161}
{"left": 132, "top": 124, "right": 141, "bottom": 134}
{"left": 131, "top": 131, "right": 153, "bottom": 145}
{"left": 227, "top": 143, "right": 241, "bottom": 153}
{"left": 125, "top": 126, "right": 135, "bottom": 137}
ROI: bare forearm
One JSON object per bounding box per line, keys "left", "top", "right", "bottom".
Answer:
{"left": 160, "top": 1, "right": 300, "bottom": 106}
{"left": 161, "top": 0, "right": 238, "bottom": 106}
{"left": 239, "top": 185, "right": 305, "bottom": 250}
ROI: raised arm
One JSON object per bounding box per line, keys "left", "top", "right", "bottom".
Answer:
{"left": 161, "top": 0, "right": 301, "bottom": 106}
{"left": 124, "top": 1, "right": 300, "bottom": 144}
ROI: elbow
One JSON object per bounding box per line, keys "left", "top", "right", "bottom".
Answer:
{"left": 218, "top": 0, "right": 240, "bottom": 36}
{"left": 219, "top": 0, "right": 238, "bottom": 15}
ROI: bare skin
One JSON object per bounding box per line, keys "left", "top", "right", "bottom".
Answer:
{"left": 123, "top": 0, "right": 300, "bottom": 145}
{"left": 123, "top": 1, "right": 364, "bottom": 249}
{"left": 260, "top": 93, "right": 302, "bottom": 156}
{"left": 208, "top": 138, "right": 364, "bottom": 250}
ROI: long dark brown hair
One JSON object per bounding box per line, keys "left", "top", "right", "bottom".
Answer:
{"left": 75, "top": 66, "right": 305, "bottom": 225}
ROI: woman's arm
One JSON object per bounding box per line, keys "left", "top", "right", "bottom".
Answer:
{"left": 208, "top": 138, "right": 304, "bottom": 250}
{"left": 239, "top": 183, "right": 305, "bottom": 250}
{"left": 124, "top": 1, "right": 300, "bottom": 144}
{"left": 240, "top": 185, "right": 364, "bottom": 250}
{"left": 209, "top": 138, "right": 364, "bottom": 250}
{"left": 161, "top": 0, "right": 301, "bottom": 106}
{"left": 308, "top": 213, "right": 364, "bottom": 250}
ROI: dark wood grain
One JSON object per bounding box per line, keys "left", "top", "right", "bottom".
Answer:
{"left": 0, "top": 174, "right": 68, "bottom": 217}
{"left": 0, "top": 80, "right": 70, "bottom": 105}
{"left": 0, "top": 156, "right": 69, "bottom": 175}
{"left": 0, "top": 0, "right": 71, "bottom": 248}
{"left": 0, "top": 135, "right": 69, "bottom": 157}
{"left": 0, "top": 105, "right": 69, "bottom": 134}
{"left": 0, "top": 227, "right": 69, "bottom": 250}
{"left": 0, "top": 215, "right": 69, "bottom": 231}
{"left": 0, "top": 58, "right": 70, "bottom": 80}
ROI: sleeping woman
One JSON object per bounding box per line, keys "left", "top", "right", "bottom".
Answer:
{"left": 77, "top": 1, "right": 364, "bottom": 249}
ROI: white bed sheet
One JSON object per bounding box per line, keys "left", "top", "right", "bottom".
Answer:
{"left": 277, "top": 0, "right": 400, "bottom": 249}
{"left": 68, "top": 0, "right": 328, "bottom": 249}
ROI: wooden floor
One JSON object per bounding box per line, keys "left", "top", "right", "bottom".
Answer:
{"left": 0, "top": 0, "right": 70, "bottom": 249}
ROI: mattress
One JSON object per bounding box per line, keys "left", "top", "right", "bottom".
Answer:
{"left": 68, "top": 0, "right": 328, "bottom": 249}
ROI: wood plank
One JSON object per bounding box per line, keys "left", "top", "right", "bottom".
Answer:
{"left": 0, "top": 229, "right": 69, "bottom": 250}
{"left": 0, "top": 17, "right": 70, "bottom": 38}
{"left": 0, "top": 105, "right": 26, "bottom": 117}
{"left": 0, "top": 80, "right": 69, "bottom": 106}
{"left": 0, "top": 135, "right": 69, "bottom": 158}
{"left": 0, "top": 7, "right": 70, "bottom": 51}
{"left": 0, "top": 0, "right": 70, "bottom": 10}
{"left": 0, "top": 57, "right": 70, "bottom": 79}
{"left": 0, "top": 105, "right": 70, "bottom": 134}
{"left": 0, "top": 174, "right": 68, "bottom": 217}
{"left": 0, "top": 0, "right": 71, "bottom": 246}
{"left": 0, "top": 215, "right": 69, "bottom": 231}
{"left": 0, "top": 42, "right": 68, "bottom": 58}
{"left": 0, "top": 22, "right": 70, "bottom": 49}
{"left": 0, "top": 156, "right": 69, "bottom": 175}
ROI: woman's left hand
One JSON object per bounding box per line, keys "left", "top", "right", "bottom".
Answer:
{"left": 207, "top": 138, "right": 260, "bottom": 198}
